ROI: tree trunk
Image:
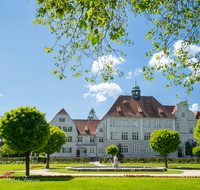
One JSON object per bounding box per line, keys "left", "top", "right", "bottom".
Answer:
{"left": 25, "top": 152, "right": 30, "bottom": 176}
{"left": 46, "top": 154, "right": 50, "bottom": 169}
{"left": 164, "top": 155, "right": 168, "bottom": 168}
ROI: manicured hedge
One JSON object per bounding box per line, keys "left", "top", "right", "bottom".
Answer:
{"left": 99, "top": 157, "right": 200, "bottom": 164}
{"left": 0, "top": 157, "right": 89, "bottom": 164}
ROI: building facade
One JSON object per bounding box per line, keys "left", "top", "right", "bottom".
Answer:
{"left": 50, "top": 84, "right": 199, "bottom": 159}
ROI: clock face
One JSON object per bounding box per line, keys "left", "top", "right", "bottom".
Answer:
{"left": 136, "top": 91, "right": 138, "bottom": 94}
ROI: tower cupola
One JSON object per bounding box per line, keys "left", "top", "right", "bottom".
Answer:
{"left": 131, "top": 81, "right": 141, "bottom": 101}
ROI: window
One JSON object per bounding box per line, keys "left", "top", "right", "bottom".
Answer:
{"left": 145, "top": 146, "right": 151, "bottom": 153}
{"left": 121, "top": 145, "right": 128, "bottom": 153}
{"left": 90, "top": 136, "right": 95, "bottom": 142}
{"left": 132, "top": 132, "right": 138, "bottom": 140}
{"left": 176, "top": 122, "right": 179, "bottom": 129}
{"left": 144, "top": 132, "right": 151, "bottom": 140}
{"left": 122, "top": 119, "right": 128, "bottom": 127}
{"left": 67, "top": 136, "right": 72, "bottom": 142}
{"left": 99, "top": 137, "right": 103, "bottom": 142}
{"left": 144, "top": 120, "right": 150, "bottom": 127}
{"left": 90, "top": 147, "right": 95, "bottom": 153}
{"left": 111, "top": 119, "right": 117, "bottom": 127}
{"left": 122, "top": 132, "right": 128, "bottom": 140}
{"left": 100, "top": 128, "right": 103, "bottom": 132}
{"left": 83, "top": 150, "right": 87, "bottom": 153}
{"left": 63, "top": 126, "right": 72, "bottom": 132}
{"left": 78, "top": 137, "right": 82, "bottom": 142}
{"left": 99, "top": 148, "right": 103, "bottom": 153}
{"left": 155, "top": 120, "right": 161, "bottom": 128}
{"left": 62, "top": 147, "right": 72, "bottom": 153}
{"left": 133, "top": 120, "right": 138, "bottom": 127}
{"left": 190, "top": 128, "right": 193, "bottom": 134}
{"left": 58, "top": 126, "right": 61, "bottom": 130}
{"left": 59, "top": 118, "right": 65, "bottom": 122}
{"left": 133, "top": 145, "right": 139, "bottom": 153}
{"left": 111, "top": 132, "right": 117, "bottom": 140}
{"left": 165, "top": 121, "right": 171, "bottom": 128}
{"left": 181, "top": 112, "right": 185, "bottom": 118}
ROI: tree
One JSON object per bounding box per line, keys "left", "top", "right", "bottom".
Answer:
{"left": 38, "top": 125, "right": 67, "bottom": 168}
{"left": 192, "top": 146, "right": 200, "bottom": 158}
{"left": 106, "top": 145, "right": 118, "bottom": 158}
{"left": 194, "top": 119, "right": 200, "bottom": 143}
{"left": 87, "top": 108, "right": 99, "bottom": 120}
{"left": 150, "top": 129, "right": 181, "bottom": 168}
{"left": 116, "top": 143, "right": 124, "bottom": 162}
{"left": 34, "top": 0, "right": 200, "bottom": 95}
{"left": 185, "top": 139, "right": 197, "bottom": 158}
{"left": 0, "top": 107, "right": 50, "bottom": 176}
{"left": 0, "top": 144, "right": 16, "bottom": 157}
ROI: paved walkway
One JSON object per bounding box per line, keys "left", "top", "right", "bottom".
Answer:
{"left": 25, "top": 162, "right": 200, "bottom": 177}
{"left": 27, "top": 168, "right": 200, "bottom": 177}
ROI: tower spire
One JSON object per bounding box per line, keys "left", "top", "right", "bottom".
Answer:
{"left": 131, "top": 81, "right": 141, "bottom": 101}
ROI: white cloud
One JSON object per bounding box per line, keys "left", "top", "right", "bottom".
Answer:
{"left": 148, "top": 51, "right": 172, "bottom": 68}
{"left": 190, "top": 103, "right": 200, "bottom": 112}
{"left": 135, "top": 68, "right": 142, "bottom": 76}
{"left": 0, "top": 94, "right": 3, "bottom": 97}
{"left": 91, "top": 55, "right": 125, "bottom": 73}
{"left": 173, "top": 40, "right": 200, "bottom": 56}
{"left": 126, "top": 68, "right": 142, "bottom": 79}
{"left": 126, "top": 71, "right": 132, "bottom": 79}
{"left": 84, "top": 82, "right": 124, "bottom": 102}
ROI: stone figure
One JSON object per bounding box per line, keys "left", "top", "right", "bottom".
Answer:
{"left": 112, "top": 155, "right": 118, "bottom": 168}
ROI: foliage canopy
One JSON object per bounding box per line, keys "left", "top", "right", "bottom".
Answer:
{"left": 185, "top": 139, "right": 197, "bottom": 158}
{"left": 87, "top": 108, "right": 99, "bottom": 120}
{"left": 0, "top": 144, "right": 16, "bottom": 157}
{"left": 106, "top": 145, "right": 118, "bottom": 156}
{"left": 0, "top": 106, "right": 50, "bottom": 175}
{"left": 192, "top": 146, "right": 200, "bottom": 157}
{"left": 38, "top": 125, "right": 67, "bottom": 168}
{"left": 194, "top": 119, "right": 200, "bottom": 143}
{"left": 150, "top": 129, "right": 181, "bottom": 167}
{"left": 34, "top": 0, "right": 200, "bottom": 95}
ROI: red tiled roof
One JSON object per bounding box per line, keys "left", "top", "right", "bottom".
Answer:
{"left": 194, "top": 111, "right": 200, "bottom": 119}
{"left": 73, "top": 120, "right": 101, "bottom": 135}
{"left": 104, "top": 96, "right": 177, "bottom": 118}
{"left": 57, "top": 108, "right": 68, "bottom": 115}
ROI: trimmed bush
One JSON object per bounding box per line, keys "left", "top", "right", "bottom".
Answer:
{"left": 99, "top": 157, "right": 200, "bottom": 164}
{"left": 0, "top": 157, "right": 89, "bottom": 164}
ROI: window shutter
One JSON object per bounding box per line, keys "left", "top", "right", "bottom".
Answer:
{"left": 63, "top": 127, "right": 65, "bottom": 131}
{"left": 62, "top": 147, "right": 64, "bottom": 153}
{"left": 70, "top": 147, "right": 72, "bottom": 153}
{"left": 70, "top": 126, "right": 72, "bottom": 132}
{"left": 70, "top": 136, "right": 72, "bottom": 142}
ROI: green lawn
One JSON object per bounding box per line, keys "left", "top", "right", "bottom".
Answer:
{"left": 47, "top": 168, "right": 183, "bottom": 174}
{"left": 102, "top": 163, "right": 200, "bottom": 169}
{"left": 0, "top": 177, "right": 200, "bottom": 190}
{"left": 0, "top": 163, "right": 94, "bottom": 176}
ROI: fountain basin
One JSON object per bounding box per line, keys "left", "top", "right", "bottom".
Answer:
{"left": 66, "top": 166, "right": 167, "bottom": 172}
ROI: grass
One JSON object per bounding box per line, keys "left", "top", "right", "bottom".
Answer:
{"left": 0, "top": 177, "right": 200, "bottom": 190}
{"left": 47, "top": 168, "right": 183, "bottom": 174}
{"left": 102, "top": 163, "right": 200, "bottom": 169}
{"left": 0, "top": 163, "right": 94, "bottom": 176}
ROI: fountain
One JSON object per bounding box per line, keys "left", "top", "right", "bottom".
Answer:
{"left": 66, "top": 156, "right": 166, "bottom": 172}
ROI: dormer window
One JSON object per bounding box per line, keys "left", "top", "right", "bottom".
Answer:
{"left": 59, "top": 118, "right": 65, "bottom": 122}
{"left": 181, "top": 112, "right": 185, "bottom": 118}
{"left": 138, "top": 107, "right": 142, "bottom": 113}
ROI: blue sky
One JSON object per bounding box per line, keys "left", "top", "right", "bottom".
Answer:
{"left": 0, "top": 1, "right": 199, "bottom": 122}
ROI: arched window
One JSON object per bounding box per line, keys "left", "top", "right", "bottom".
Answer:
{"left": 121, "top": 145, "right": 128, "bottom": 153}
{"left": 133, "top": 145, "right": 139, "bottom": 153}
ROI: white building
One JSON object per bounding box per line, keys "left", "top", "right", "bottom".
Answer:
{"left": 50, "top": 84, "right": 200, "bottom": 160}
